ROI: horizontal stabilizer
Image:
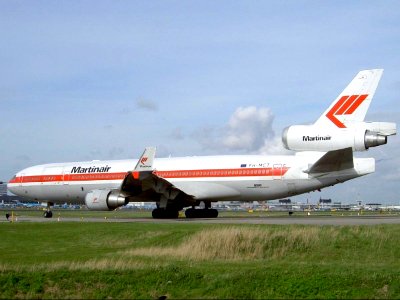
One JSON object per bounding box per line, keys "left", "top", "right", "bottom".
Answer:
{"left": 305, "top": 147, "right": 354, "bottom": 174}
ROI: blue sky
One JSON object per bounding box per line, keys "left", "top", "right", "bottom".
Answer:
{"left": 1, "top": 1, "right": 399, "bottom": 204}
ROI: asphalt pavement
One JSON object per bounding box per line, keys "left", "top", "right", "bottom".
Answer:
{"left": 4, "top": 214, "right": 400, "bottom": 225}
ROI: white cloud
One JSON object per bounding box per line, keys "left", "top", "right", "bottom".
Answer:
{"left": 258, "top": 136, "right": 292, "bottom": 155}
{"left": 223, "top": 106, "right": 274, "bottom": 151}
{"left": 195, "top": 106, "right": 289, "bottom": 154}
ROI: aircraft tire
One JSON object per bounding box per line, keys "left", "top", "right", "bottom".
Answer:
{"left": 185, "top": 208, "right": 195, "bottom": 218}
{"left": 167, "top": 209, "right": 179, "bottom": 219}
{"left": 185, "top": 208, "right": 218, "bottom": 218}
{"left": 208, "top": 209, "right": 218, "bottom": 218}
{"left": 152, "top": 208, "right": 163, "bottom": 219}
{"left": 152, "top": 208, "right": 179, "bottom": 219}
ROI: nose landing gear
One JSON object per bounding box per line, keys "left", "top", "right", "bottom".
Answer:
{"left": 43, "top": 202, "right": 54, "bottom": 218}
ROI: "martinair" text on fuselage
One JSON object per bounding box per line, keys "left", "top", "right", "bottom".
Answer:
{"left": 70, "top": 166, "right": 111, "bottom": 173}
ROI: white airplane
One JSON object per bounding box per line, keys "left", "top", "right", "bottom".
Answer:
{"left": 7, "top": 69, "right": 396, "bottom": 218}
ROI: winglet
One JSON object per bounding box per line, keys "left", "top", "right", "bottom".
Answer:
{"left": 134, "top": 147, "right": 156, "bottom": 171}
{"left": 120, "top": 147, "right": 157, "bottom": 193}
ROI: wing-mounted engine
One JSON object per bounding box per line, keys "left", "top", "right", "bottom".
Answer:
{"left": 282, "top": 122, "right": 396, "bottom": 152}
{"left": 85, "top": 189, "right": 128, "bottom": 210}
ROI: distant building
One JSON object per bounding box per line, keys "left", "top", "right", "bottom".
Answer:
{"left": 279, "top": 199, "right": 291, "bottom": 204}
{"left": 319, "top": 198, "right": 332, "bottom": 204}
{"left": 365, "top": 203, "right": 382, "bottom": 211}
{"left": 0, "top": 183, "right": 7, "bottom": 196}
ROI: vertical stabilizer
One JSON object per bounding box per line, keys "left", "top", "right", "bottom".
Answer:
{"left": 315, "top": 69, "right": 383, "bottom": 129}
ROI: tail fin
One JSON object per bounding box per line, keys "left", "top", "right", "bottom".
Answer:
{"left": 315, "top": 69, "right": 383, "bottom": 129}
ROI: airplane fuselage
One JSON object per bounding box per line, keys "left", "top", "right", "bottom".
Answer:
{"left": 7, "top": 154, "right": 374, "bottom": 204}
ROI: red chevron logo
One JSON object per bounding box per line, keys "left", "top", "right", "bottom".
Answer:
{"left": 140, "top": 157, "right": 148, "bottom": 165}
{"left": 326, "top": 94, "right": 368, "bottom": 128}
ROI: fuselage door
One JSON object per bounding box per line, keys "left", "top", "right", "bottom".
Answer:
{"left": 19, "top": 173, "right": 25, "bottom": 187}
{"left": 62, "top": 167, "right": 70, "bottom": 185}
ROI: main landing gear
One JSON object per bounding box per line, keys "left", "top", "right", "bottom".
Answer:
{"left": 151, "top": 201, "right": 219, "bottom": 219}
{"left": 152, "top": 208, "right": 179, "bottom": 219}
{"left": 185, "top": 201, "right": 218, "bottom": 218}
{"left": 185, "top": 208, "right": 218, "bottom": 218}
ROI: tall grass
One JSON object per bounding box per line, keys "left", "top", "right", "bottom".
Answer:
{"left": 126, "top": 226, "right": 325, "bottom": 260}
{"left": 1, "top": 223, "right": 399, "bottom": 299}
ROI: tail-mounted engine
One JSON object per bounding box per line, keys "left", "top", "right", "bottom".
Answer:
{"left": 85, "top": 189, "right": 128, "bottom": 210}
{"left": 282, "top": 122, "right": 396, "bottom": 152}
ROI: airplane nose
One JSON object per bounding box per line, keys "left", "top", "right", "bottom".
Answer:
{"left": 7, "top": 182, "right": 15, "bottom": 195}
{"left": 7, "top": 175, "right": 18, "bottom": 195}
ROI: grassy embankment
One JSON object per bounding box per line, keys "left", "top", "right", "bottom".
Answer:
{"left": 0, "top": 222, "right": 399, "bottom": 299}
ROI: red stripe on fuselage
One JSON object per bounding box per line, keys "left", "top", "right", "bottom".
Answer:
{"left": 11, "top": 167, "right": 289, "bottom": 184}
{"left": 154, "top": 167, "right": 289, "bottom": 178}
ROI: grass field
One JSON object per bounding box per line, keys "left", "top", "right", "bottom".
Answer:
{"left": 1, "top": 219, "right": 399, "bottom": 299}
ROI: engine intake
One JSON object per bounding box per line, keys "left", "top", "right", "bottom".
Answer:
{"left": 85, "top": 189, "right": 128, "bottom": 211}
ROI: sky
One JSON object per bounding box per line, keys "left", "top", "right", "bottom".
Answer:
{"left": 0, "top": 1, "right": 399, "bottom": 205}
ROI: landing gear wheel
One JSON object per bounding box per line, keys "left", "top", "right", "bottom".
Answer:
{"left": 152, "top": 208, "right": 179, "bottom": 219}
{"left": 208, "top": 209, "right": 218, "bottom": 218}
{"left": 185, "top": 208, "right": 218, "bottom": 218}
{"left": 43, "top": 211, "right": 53, "bottom": 218}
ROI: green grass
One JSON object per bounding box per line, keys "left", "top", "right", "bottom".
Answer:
{"left": 0, "top": 222, "right": 399, "bottom": 299}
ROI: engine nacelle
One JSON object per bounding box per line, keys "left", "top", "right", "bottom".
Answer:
{"left": 282, "top": 123, "right": 391, "bottom": 152}
{"left": 85, "top": 189, "right": 128, "bottom": 211}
